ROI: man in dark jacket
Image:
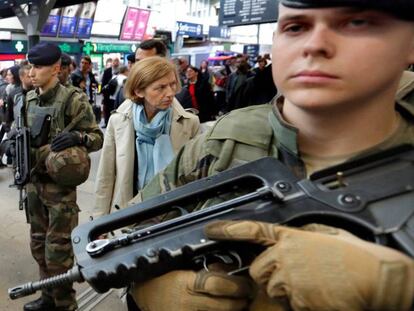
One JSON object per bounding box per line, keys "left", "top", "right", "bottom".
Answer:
{"left": 72, "top": 55, "right": 97, "bottom": 105}
{"left": 100, "top": 57, "right": 120, "bottom": 127}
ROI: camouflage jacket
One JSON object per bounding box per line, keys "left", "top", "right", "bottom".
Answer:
{"left": 133, "top": 93, "right": 414, "bottom": 210}
{"left": 26, "top": 82, "right": 103, "bottom": 177}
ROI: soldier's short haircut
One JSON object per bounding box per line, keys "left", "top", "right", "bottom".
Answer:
{"left": 139, "top": 39, "right": 167, "bottom": 57}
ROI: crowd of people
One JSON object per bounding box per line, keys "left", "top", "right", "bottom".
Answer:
{"left": 0, "top": 40, "right": 277, "bottom": 157}
{"left": 0, "top": 0, "right": 414, "bottom": 310}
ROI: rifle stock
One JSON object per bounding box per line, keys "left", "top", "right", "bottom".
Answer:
{"left": 9, "top": 145, "right": 414, "bottom": 299}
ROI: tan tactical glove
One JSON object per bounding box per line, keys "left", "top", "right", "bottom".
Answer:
{"left": 205, "top": 221, "right": 414, "bottom": 311}
{"left": 130, "top": 267, "right": 253, "bottom": 311}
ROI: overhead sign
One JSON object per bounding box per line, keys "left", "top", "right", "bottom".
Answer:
{"left": 219, "top": 0, "right": 278, "bottom": 26}
{"left": 82, "top": 42, "right": 136, "bottom": 54}
{"left": 0, "top": 40, "right": 81, "bottom": 55}
{"left": 208, "top": 26, "right": 231, "bottom": 39}
{"left": 176, "top": 21, "right": 203, "bottom": 38}
{"left": 75, "top": 1, "right": 97, "bottom": 39}
{"left": 41, "top": 8, "right": 62, "bottom": 37}
{"left": 40, "top": 2, "right": 97, "bottom": 39}
{"left": 0, "top": 40, "right": 28, "bottom": 54}
{"left": 55, "top": 42, "right": 82, "bottom": 54}
{"left": 119, "top": 7, "right": 151, "bottom": 41}
{"left": 59, "top": 4, "right": 81, "bottom": 37}
{"left": 243, "top": 44, "right": 260, "bottom": 59}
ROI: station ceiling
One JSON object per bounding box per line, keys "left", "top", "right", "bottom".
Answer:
{"left": 0, "top": 0, "right": 89, "bottom": 19}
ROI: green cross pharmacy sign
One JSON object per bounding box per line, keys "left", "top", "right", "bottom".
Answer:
{"left": 82, "top": 42, "right": 136, "bottom": 54}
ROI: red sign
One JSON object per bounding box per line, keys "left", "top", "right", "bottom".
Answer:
{"left": 120, "top": 7, "right": 151, "bottom": 41}
{"left": 0, "top": 54, "right": 26, "bottom": 61}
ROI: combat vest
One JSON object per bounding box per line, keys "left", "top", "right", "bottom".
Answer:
{"left": 26, "top": 83, "right": 79, "bottom": 144}
{"left": 26, "top": 83, "right": 78, "bottom": 176}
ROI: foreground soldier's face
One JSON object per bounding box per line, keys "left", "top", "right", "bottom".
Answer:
{"left": 29, "top": 64, "right": 59, "bottom": 89}
{"left": 273, "top": 5, "right": 414, "bottom": 112}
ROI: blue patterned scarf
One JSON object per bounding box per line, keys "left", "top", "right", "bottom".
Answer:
{"left": 132, "top": 104, "right": 174, "bottom": 190}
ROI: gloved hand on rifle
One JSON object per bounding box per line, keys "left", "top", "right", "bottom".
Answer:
{"left": 51, "top": 131, "right": 83, "bottom": 152}
{"left": 131, "top": 263, "right": 254, "bottom": 311}
{"left": 204, "top": 221, "right": 414, "bottom": 311}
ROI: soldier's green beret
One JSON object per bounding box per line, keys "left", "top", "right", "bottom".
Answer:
{"left": 280, "top": 0, "right": 414, "bottom": 21}
{"left": 28, "top": 42, "right": 62, "bottom": 66}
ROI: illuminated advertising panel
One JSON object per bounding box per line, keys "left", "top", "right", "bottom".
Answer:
{"left": 120, "top": 7, "right": 151, "bottom": 41}
{"left": 133, "top": 9, "right": 150, "bottom": 41}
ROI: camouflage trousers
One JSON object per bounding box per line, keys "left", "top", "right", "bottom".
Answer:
{"left": 27, "top": 181, "right": 79, "bottom": 310}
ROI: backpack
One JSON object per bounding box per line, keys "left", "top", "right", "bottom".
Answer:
{"left": 102, "top": 76, "right": 118, "bottom": 96}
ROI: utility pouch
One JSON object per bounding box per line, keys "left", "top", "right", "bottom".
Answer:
{"left": 30, "top": 114, "right": 52, "bottom": 148}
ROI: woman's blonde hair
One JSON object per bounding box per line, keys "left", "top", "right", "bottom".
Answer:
{"left": 124, "top": 56, "right": 181, "bottom": 103}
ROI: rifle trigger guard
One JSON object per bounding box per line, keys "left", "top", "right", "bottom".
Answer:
{"left": 200, "top": 250, "right": 243, "bottom": 272}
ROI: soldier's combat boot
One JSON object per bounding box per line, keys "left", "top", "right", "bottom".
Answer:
{"left": 23, "top": 297, "right": 56, "bottom": 311}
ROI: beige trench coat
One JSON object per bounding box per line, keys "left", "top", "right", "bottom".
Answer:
{"left": 92, "top": 98, "right": 200, "bottom": 219}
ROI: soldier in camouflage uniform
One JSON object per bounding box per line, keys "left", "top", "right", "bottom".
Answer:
{"left": 22, "top": 43, "right": 103, "bottom": 311}
{"left": 128, "top": 1, "right": 414, "bottom": 311}
{"left": 58, "top": 52, "right": 99, "bottom": 128}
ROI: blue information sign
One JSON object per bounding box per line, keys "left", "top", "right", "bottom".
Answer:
{"left": 76, "top": 18, "right": 93, "bottom": 38}
{"left": 59, "top": 16, "right": 78, "bottom": 37}
{"left": 176, "top": 21, "right": 203, "bottom": 38}
{"left": 243, "top": 44, "right": 260, "bottom": 59}
{"left": 208, "top": 26, "right": 231, "bottom": 39}
{"left": 41, "top": 15, "right": 60, "bottom": 37}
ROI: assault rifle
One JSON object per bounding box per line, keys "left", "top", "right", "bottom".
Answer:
{"left": 11, "top": 108, "right": 31, "bottom": 222}
{"left": 9, "top": 145, "right": 414, "bottom": 299}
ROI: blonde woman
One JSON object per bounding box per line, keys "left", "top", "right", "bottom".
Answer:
{"left": 93, "top": 56, "right": 200, "bottom": 218}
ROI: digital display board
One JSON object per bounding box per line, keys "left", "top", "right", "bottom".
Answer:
{"left": 219, "top": 0, "right": 278, "bottom": 26}
{"left": 41, "top": 8, "right": 62, "bottom": 37}
{"left": 40, "top": 2, "right": 96, "bottom": 39}
{"left": 58, "top": 4, "right": 81, "bottom": 37}
{"left": 75, "top": 2, "right": 97, "bottom": 39}
{"left": 119, "top": 7, "right": 151, "bottom": 41}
